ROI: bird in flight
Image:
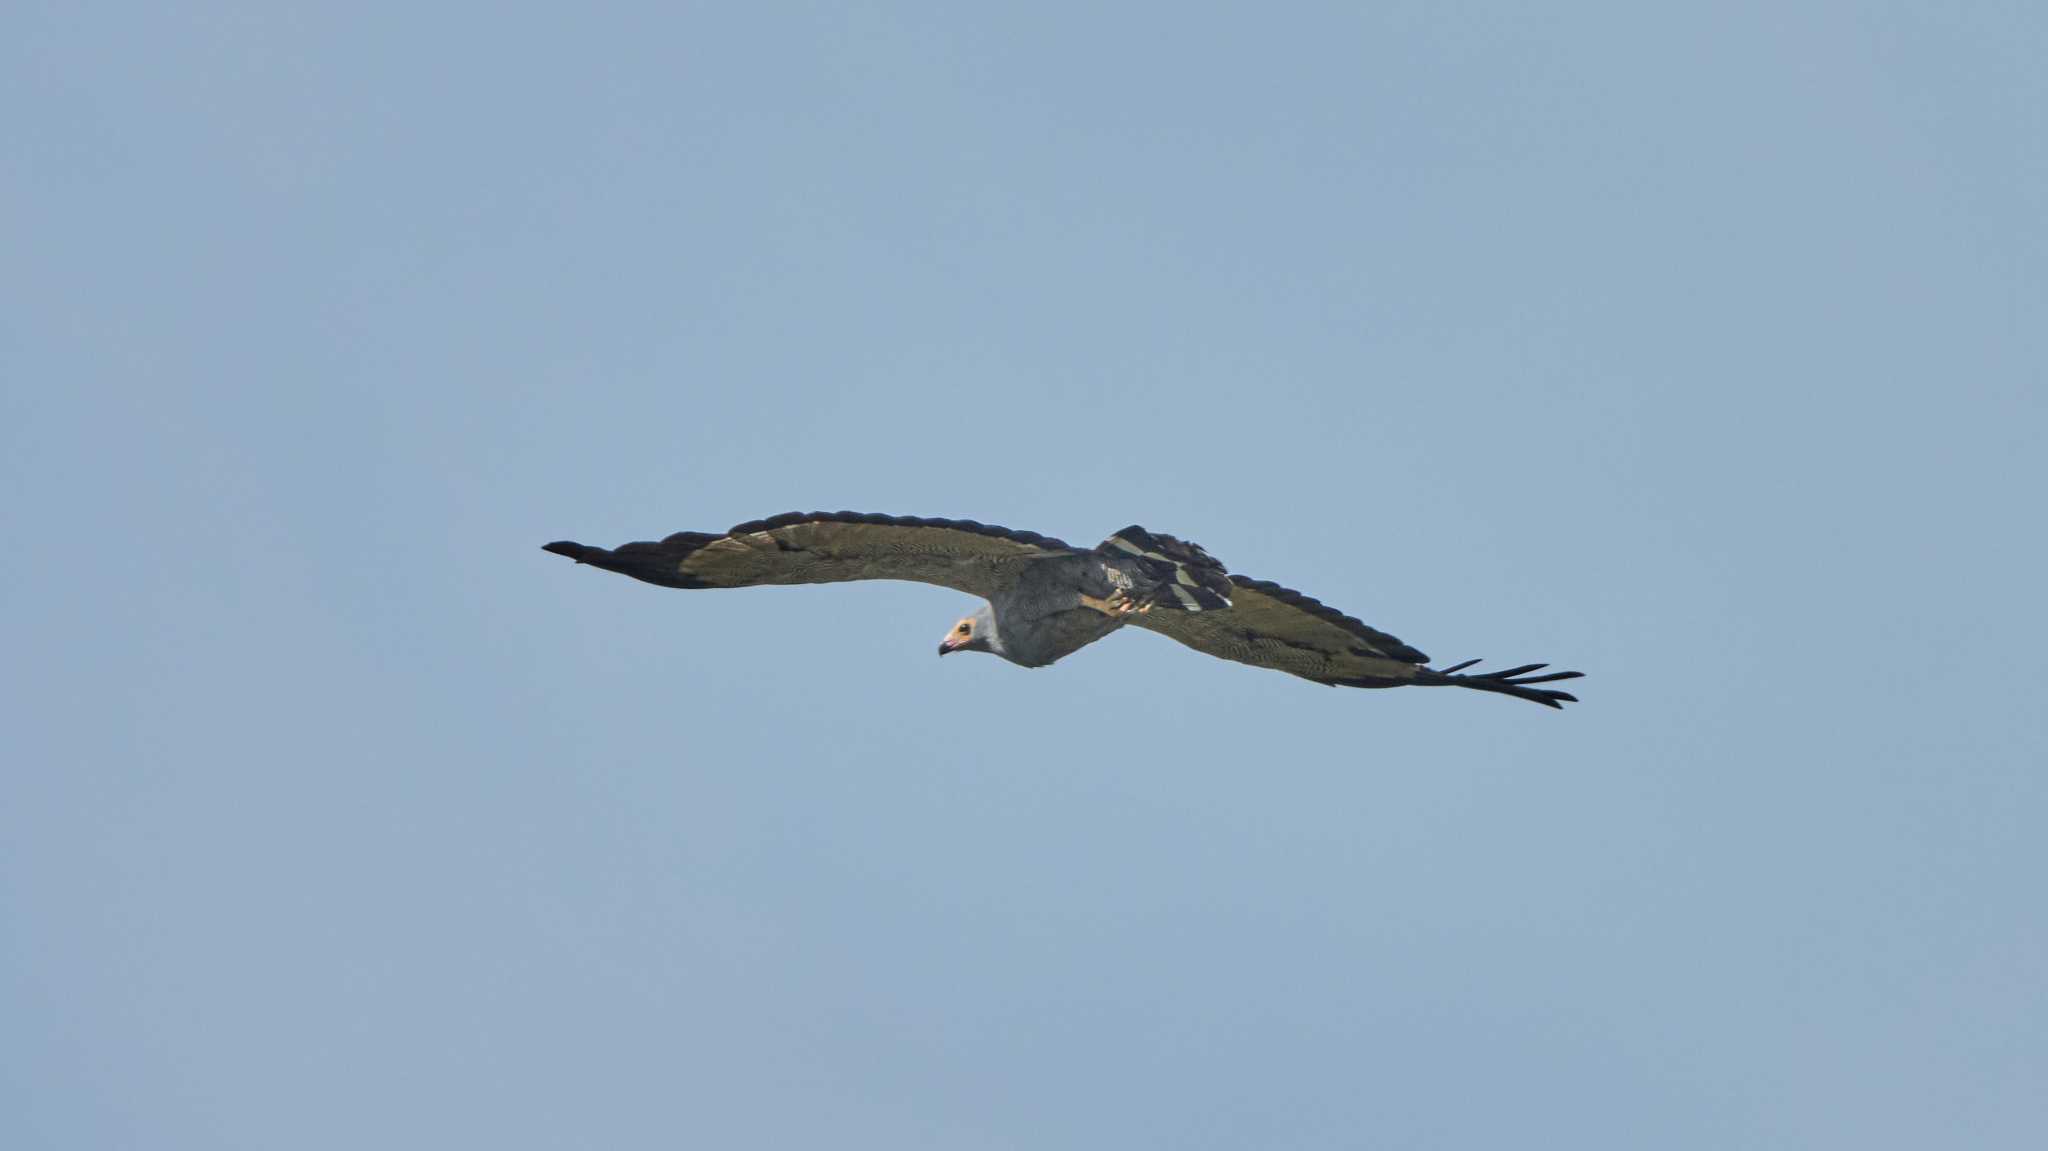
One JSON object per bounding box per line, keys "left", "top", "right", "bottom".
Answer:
{"left": 544, "top": 511, "right": 1581, "bottom": 707}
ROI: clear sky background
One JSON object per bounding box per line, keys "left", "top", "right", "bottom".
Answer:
{"left": 5, "top": 3, "right": 2044, "bottom": 1148}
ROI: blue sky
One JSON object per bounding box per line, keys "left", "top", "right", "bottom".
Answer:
{"left": 5, "top": 3, "right": 2044, "bottom": 1147}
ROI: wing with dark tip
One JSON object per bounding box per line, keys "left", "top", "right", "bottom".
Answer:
{"left": 543, "top": 511, "right": 1075, "bottom": 600}
{"left": 1129, "top": 574, "right": 1582, "bottom": 708}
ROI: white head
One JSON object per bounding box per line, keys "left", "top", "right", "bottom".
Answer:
{"left": 936, "top": 603, "right": 1002, "bottom": 659}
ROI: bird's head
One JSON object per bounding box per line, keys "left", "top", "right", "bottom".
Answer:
{"left": 937, "top": 604, "right": 999, "bottom": 658}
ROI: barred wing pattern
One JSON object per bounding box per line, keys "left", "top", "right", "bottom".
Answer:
{"left": 1129, "top": 575, "right": 1581, "bottom": 708}
{"left": 543, "top": 511, "right": 1073, "bottom": 600}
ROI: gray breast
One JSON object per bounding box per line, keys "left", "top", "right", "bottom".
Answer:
{"left": 997, "top": 608, "right": 1123, "bottom": 667}
{"left": 989, "top": 556, "right": 1124, "bottom": 667}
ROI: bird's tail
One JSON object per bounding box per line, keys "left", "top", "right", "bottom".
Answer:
{"left": 1414, "top": 659, "right": 1584, "bottom": 709}
{"left": 1102, "top": 525, "right": 1235, "bottom": 611}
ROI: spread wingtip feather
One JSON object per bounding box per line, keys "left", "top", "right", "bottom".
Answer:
{"left": 1419, "top": 659, "right": 1586, "bottom": 708}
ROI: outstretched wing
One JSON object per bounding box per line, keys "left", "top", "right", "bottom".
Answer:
{"left": 1128, "top": 575, "right": 1431, "bottom": 680}
{"left": 1127, "top": 574, "right": 1582, "bottom": 707}
{"left": 542, "top": 511, "right": 1073, "bottom": 600}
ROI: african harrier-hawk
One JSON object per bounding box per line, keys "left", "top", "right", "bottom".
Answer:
{"left": 543, "top": 511, "right": 1581, "bottom": 707}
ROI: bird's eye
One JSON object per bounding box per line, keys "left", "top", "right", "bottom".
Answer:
{"left": 957, "top": 623, "right": 971, "bottom": 634}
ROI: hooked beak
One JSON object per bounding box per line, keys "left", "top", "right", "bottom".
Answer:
{"left": 937, "top": 638, "right": 958, "bottom": 656}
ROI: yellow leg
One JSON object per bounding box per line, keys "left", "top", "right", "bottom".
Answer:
{"left": 1079, "top": 591, "right": 1152, "bottom": 617}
